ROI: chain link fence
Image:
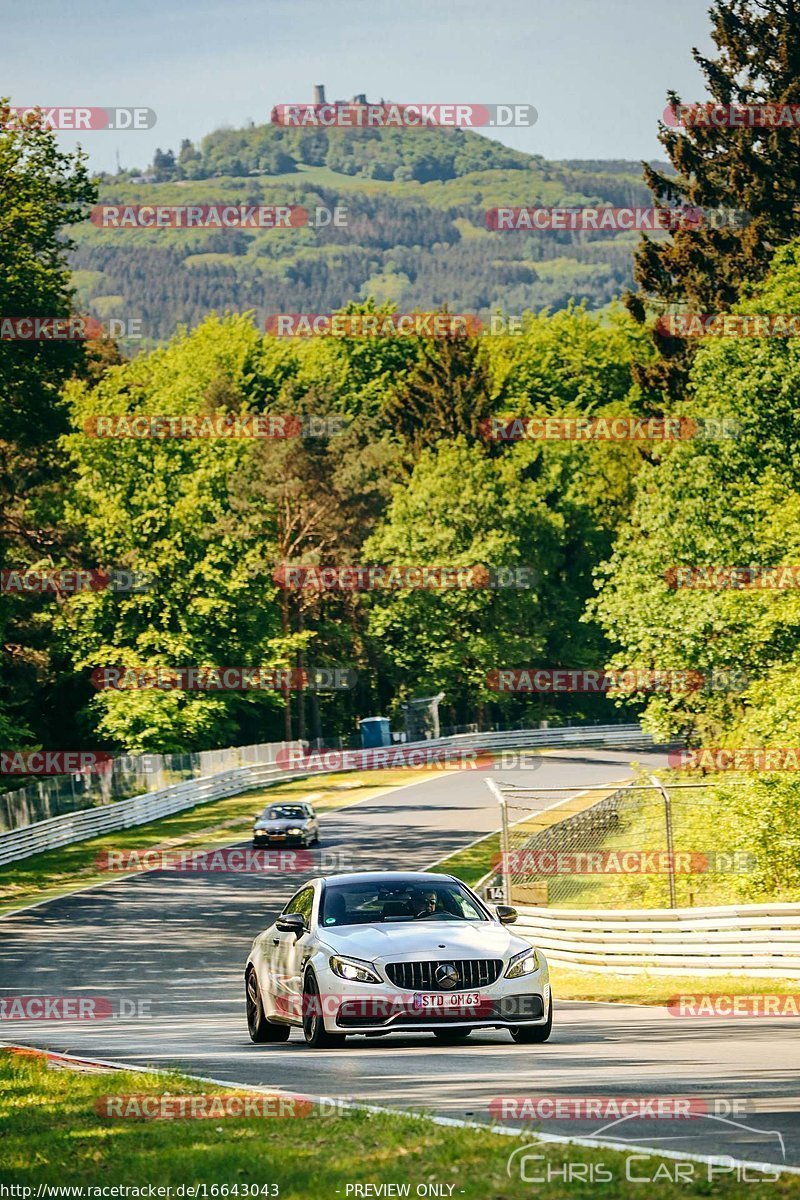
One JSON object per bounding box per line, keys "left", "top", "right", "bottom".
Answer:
{"left": 490, "top": 777, "right": 760, "bottom": 909}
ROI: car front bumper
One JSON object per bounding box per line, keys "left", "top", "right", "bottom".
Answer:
{"left": 253, "top": 832, "right": 308, "bottom": 846}
{"left": 315, "top": 961, "right": 551, "bottom": 1034}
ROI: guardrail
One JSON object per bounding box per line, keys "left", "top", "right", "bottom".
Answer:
{"left": 0, "top": 761, "right": 300, "bottom": 868}
{"left": 514, "top": 903, "right": 800, "bottom": 978}
{"left": 0, "top": 739, "right": 300, "bottom": 832}
{"left": 412, "top": 725, "right": 657, "bottom": 751}
{"left": 0, "top": 723, "right": 656, "bottom": 866}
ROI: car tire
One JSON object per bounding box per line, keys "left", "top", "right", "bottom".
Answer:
{"left": 432, "top": 1028, "right": 472, "bottom": 1043}
{"left": 510, "top": 1000, "right": 553, "bottom": 1044}
{"left": 246, "top": 968, "right": 290, "bottom": 1043}
{"left": 302, "top": 972, "right": 346, "bottom": 1048}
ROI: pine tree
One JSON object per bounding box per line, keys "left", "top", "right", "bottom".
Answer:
{"left": 628, "top": 0, "right": 800, "bottom": 394}
{"left": 383, "top": 334, "right": 495, "bottom": 455}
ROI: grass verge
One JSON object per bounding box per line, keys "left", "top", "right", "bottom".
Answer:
{"left": 430, "top": 831, "right": 500, "bottom": 886}
{"left": 550, "top": 965, "right": 800, "bottom": 1005}
{"left": 1, "top": 1048, "right": 797, "bottom": 1196}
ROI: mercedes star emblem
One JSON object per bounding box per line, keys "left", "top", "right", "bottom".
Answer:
{"left": 435, "top": 962, "right": 460, "bottom": 990}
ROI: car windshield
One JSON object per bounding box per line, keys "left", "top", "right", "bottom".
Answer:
{"left": 263, "top": 805, "right": 307, "bottom": 820}
{"left": 320, "top": 879, "right": 488, "bottom": 927}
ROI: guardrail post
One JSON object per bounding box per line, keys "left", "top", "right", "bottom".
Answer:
{"left": 501, "top": 793, "right": 512, "bottom": 904}
{"left": 651, "top": 773, "right": 676, "bottom": 908}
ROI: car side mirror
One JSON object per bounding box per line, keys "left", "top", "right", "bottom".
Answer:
{"left": 495, "top": 904, "right": 518, "bottom": 925}
{"left": 276, "top": 913, "right": 306, "bottom": 936}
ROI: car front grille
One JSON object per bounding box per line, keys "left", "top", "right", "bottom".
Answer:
{"left": 335, "top": 993, "right": 544, "bottom": 1028}
{"left": 384, "top": 959, "right": 503, "bottom": 991}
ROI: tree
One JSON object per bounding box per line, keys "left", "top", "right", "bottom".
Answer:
{"left": 382, "top": 333, "right": 496, "bottom": 455}
{"left": 0, "top": 100, "right": 95, "bottom": 744}
{"left": 593, "top": 238, "right": 800, "bottom": 742}
{"left": 363, "top": 438, "right": 564, "bottom": 724}
{"left": 152, "top": 147, "right": 176, "bottom": 180}
{"left": 61, "top": 316, "right": 293, "bottom": 752}
{"left": 627, "top": 0, "right": 800, "bottom": 395}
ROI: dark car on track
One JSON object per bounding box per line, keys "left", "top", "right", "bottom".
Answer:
{"left": 253, "top": 801, "right": 320, "bottom": 848}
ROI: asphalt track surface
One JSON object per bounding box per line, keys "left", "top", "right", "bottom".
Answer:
{"left": 2, "top": 749, "right": 799, "bottom": 1173}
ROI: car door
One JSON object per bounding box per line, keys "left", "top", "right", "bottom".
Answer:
{"left": 271, "top": 885, "right": 316, "bottom": 1022}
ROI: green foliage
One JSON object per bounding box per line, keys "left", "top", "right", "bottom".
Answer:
{"left": 591, "top": 238, "right": 800, "bottom": 744}
{"left": 74, "top": 149, "right": 656, "bottom": 340}
{"left": 61, "top": 316, "right": 293, "bottom": 752}
{"left": 629, "top": 0, "right": 800, "bottom": 392}
{"left": 362, "top": 437, "right": 565, "bottom": 716}
{"left": 0, "top": 100, "right": 96, "bottom": 745}
{"left": 143, "top": 121, "right": 535, "bottom": 183}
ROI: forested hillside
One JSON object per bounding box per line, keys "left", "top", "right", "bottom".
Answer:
{"left": 72, "top": 122, "right": 658, "bottom": 345}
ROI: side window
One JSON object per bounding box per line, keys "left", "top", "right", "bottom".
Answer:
{"left": 283, "top": 886, "right": 315, "bottom": 926}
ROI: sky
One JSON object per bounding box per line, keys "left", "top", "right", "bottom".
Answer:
{"left": 0, "top": 0, "right": 715, "bottom": 174}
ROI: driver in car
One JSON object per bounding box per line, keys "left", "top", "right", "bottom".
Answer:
{"left": 416, "top": 889, "right": 440, "bottom": 917}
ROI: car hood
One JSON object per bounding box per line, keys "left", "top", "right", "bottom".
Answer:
{"left": 254, "top": 818, "right": 308, "bottom": 831}
{"left": 321, "top": 920, "right": 529, "bottom": 962}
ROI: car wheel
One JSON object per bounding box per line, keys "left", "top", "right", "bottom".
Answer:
{"left": 510, "top": 1000, "right": 553, "bottom": 1044}
{"left": 432, "top": 1028, "right": 472, "bottom": 1043}
{"left": 302, "top": 972, "right": 346, "bottom": 1048}
{"left": 246, "top": 968, "right": 290, "bottom": 1043}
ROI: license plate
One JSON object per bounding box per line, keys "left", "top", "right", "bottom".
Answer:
{"left": 413, "top": 991, "right": 480, "bottom": 1011}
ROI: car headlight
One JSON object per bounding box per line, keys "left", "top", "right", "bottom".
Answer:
{"left": 505, "top": 947, "right": 540, "bottom": 979}
{"left": 287, "top": 827, "right": 303, "bottom": 835}
{"left": 329, "top": 955, "right": 382, "bottom": 984}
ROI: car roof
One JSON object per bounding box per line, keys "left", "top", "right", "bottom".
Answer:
{"left": 316, "top": 871, "right": 456, "bottom": 887}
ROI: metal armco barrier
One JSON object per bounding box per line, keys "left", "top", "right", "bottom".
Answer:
{"left": 514, "top": 903, "right": 800, "bottom": 978}
{"left": 0, "top": 724, "right": 655, "bottom": 866}
{"left": 0, "top": 739, "right": 301, "bottom": 831}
